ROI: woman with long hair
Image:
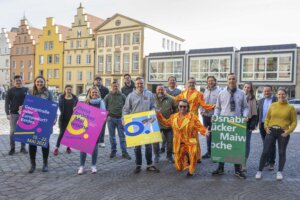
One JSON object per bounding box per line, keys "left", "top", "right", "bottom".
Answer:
{"left": 54, "top": 85, "right": 78, "bottom": 155}
{"left": 78, "top": 86, "right": 106, "bottom": 175}
{"left": 28, "top": 76, "right": 55, "bottom": 173}
{"left": 255, "top": 88, "right": 297, "bottom": 180}
{"left": 242, "top": 82, "right": 257, "bottom": 171}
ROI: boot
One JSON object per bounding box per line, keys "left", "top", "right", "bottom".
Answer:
{"left": 28, "top": 159, "right": 36, "bottom": 173}
{"left": 42, "top": 159, "right": 48, "bottom": 172}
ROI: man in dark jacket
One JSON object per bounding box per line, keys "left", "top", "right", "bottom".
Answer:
{"left": 93, "top": 76, "right": 109, "bottom": 147}
{"left": 257, "top": 85, "right": 277, "bottom": 170}
{"left": 121, "top": 74, "right": 135, "bottom": 97}
{"left": 5, "top": 75, "right": 28, "bottom": 155}
{"left": 104, "top": 81, "right": 131, "bottom": 160}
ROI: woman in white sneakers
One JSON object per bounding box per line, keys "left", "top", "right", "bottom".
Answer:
{"left": 255, "top": 88, "right": 297, "bottom": 180}
{"left": 78, "top": 86, "right": 106, "bottom": 175}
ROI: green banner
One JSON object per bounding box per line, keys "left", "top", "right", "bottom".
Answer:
{"left": 211, "top": 115, "right": 246, "bottom": 165}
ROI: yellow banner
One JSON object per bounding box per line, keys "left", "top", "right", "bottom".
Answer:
{"left": 123, "top": 110, "right": 162, "bottom": 147}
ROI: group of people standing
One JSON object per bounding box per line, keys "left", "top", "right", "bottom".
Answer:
{"left": 4, "top": 72, "right": 297, "bottom": 180}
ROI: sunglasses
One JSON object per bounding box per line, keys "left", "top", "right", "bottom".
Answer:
{"left": 179, "top": 105, "right": 187, "bottom": 108}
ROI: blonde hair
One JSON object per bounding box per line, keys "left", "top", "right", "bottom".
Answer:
{"left": 86, "top": 86, "right": 100, "bottom": 103}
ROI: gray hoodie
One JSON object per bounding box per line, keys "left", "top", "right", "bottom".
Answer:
{"left": 122, "top": 89, "right": 156, "bottom": 116}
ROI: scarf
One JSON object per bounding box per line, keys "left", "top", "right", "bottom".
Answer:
{"left": 227, "top": 87, "right": 237, "bottom": 112}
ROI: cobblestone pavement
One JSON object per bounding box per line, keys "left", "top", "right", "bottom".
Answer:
{"left": 0, "top": 100, "right": 300, "bottom": 200}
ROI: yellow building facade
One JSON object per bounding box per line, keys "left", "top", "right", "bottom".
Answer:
{"left": 95, "top": 14, "right": 184, "bottom": 89}
{"left": 64, "top": 4, "right": 103, "bottom": 95}
{"left": 35, "top": 17, "right": 69, "bottom": 92}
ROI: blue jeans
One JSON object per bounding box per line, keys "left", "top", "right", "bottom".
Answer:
{"left": 107, "top": 117, "right": 127, "bottom": 153}
{"left": 246, "top": 129, "right": 252, "bottom": 159}
{"left": 80, "top": 144, "right": 98, "bottom": 166}
{"left": 135, "top": 144, "right": 152, "bottom": 166}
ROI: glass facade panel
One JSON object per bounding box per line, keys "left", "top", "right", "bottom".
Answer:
{"left": 149, "top": 58, "right": 183, "bottom": 82}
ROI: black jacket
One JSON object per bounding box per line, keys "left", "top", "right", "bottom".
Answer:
{"left": 5, "top": 87, "right": 29, "bottom": 115}
{"left": 257, "top": 96, "right": 277, "bottom": 128}
{"left": 121, "top": 80, "right": 135, "bottom": 97}
{"left": 58, "top": 94, "right": 78, "bottom": 126}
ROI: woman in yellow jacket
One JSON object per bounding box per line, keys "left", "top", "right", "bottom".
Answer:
{"left": 156, "top": 99, "right": 209, "bottom": 177}
{"left": 255, "top": 88, "right": 297, "bottom": 180}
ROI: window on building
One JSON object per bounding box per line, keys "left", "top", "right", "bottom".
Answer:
{"left": 20, "top": 60, "right": 24, "bottom": 68}
{"left": 16, "top": 47, "right": 19, "bottom": 54}
{"left": 106, "top": 54, "right": 112, "bottom": 72}
{"left": 123, "top": 53, "right": 130, "bottom": 72}
{"left": 77, "top": 71, "right": 83, "bottom": 81}
{"left": 5, "top": 59, "right": 9, "bottom": 68}
{"left": 76, "top": 55, "right": 81, "bottom": 64}
{"left": 18, "top": 37, "right": 21, "bottom": 43}
{"left": 67, "top": 55, "right": 72, "bottom": 65}
{"left": 162, "top": 38, "right": 165, "bottom": 49}
{"left": 189, "top": 56, "right": 231, "bottom": 82}
{"left": 21, "top": 47, "right": 24, "bottom": 55}
{"left": 70, "top": 41, "right": 74, "bottom": 48}
{"left": 54, "top": 54, "right": 59, "bottom": 64}
{"left": 49, "top": 41, "right": 53, "bottom": 50}
{"left": 28, "top": 72, "right": 33, "bottom": 81}
{"left": 77, "top": 30, "right": 81, "bottom": 38}
{"left": 85, "top": 40, "right": 88, "bottom": 47}
{"left": 26, "top": 47, "right": 29, "bottom": 54}
{"left": 77, "top": 40, "right": 81, "bottom": 48}
{"left": 47, "top": 69, "right": 52, "bottom": 78}
{"left": 54, "top": 69, "right": 59, "bottom": 79}
{"left": 86, "top": 71, "right": 92, "bottom": 81}
{"left": 114, "top": 54, "right": 120, "bottom": 72}
{"left": 114, "top": 34, "right": 121, "bottom": 46}
{"left": 66, "top": 71, "right": 72, "bottom": 81}
{"left": 106, "top": 35, "right": 112, "bottom": 47}
{"left": 171, "top": 41, "right": 174, "bottom": 51}
{"left": 175, "top": 43, "right": 177, "bottom": 51}
{"left": 20, "top": 72, "right": 24, "bottom": 79}
{"left": 5, "top": 71, "right": 9, "bottom": 80}
{"left": 132, "top": 32, "right": 140, "bottom": 44}
{"left": 24, "top": 36, "right": 27, "bottom": 43}
{"left": 132, "top": 53, "right": 139, "bottom": 71}
{"left": 39, "top": 55, "right": 44, "bottom": 64}
{"left": 38, "top": 70, "right": 43, "bottom": 76}
{"left": 98, "top": 55, "right": 103, "bottom": 72}
{"left": 123, "top": 33, "right": 130, "bottom": 45}
{"left": 44, "top": 42, "right": 48, "bottom": 50}
{"left": 48, "top": 30, "right": 51, "bottom": 36}
{"left": 241, "top": 53, "right": 292, "bottom": 82}
{"left": 105, "top": 79, "right": 111, "bottom": 88}
{"left": 98, "top": 36, "right": 104, "bottom": 47}
{"left": 167, "top": 40, "right": 170, "bottom": 50}
{"left": 28, "top": 60, "right": 32, "bottom": 67}
{"left": 48, "top": 55, "right": 52, "bottom": 64}
{"left": 149, "top": 58, "right": 184, "bottom": 82}
{"left": 12, "top": 60, "right": 16, "bottom": 68}
{"left": 86, "top": 54, "right": 91, "bottom": 64}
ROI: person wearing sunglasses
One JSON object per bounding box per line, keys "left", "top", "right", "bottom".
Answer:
{"left": 156, "top": 99, "right": 209, "bottom": 177}
{"left": 171, "top": 77, "right": 214, "bottom": 163}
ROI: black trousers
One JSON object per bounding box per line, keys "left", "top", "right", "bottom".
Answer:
{"left": 29, "top": 144, "right": 50, "bottom": 163}
{"left": 259, "top": 123, "right": 276, "bottom": 164}
{"left": 258, "top": 128, "right": 290, "bottom": 171}
{"left": 203, "top": 116, "right": 212, "bottom": 154}
{"left": 56, "top": 120, "right": 68, "bottom": 148}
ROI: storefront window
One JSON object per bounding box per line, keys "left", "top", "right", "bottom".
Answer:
{"left": 149, "top": 58, "right": 183, "bottom": 82}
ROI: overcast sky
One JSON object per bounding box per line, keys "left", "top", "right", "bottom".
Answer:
{"left": 1, "top": 0, "right": 300, "bottom": 49}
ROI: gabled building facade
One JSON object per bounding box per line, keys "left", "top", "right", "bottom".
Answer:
{"left": 0, "top": 28, "right": 17, "bottom": 88}
{"left": 35, "top": 17, "right": 69, "bottom": 92}
{"left": 95, "top": 13, "right": 184, "bottom": 89}
{"left": 64, "top": 3, "right": 104, "bottom": 94}
{"left": 10, "top": 18, "right": 42, "bottom": 86}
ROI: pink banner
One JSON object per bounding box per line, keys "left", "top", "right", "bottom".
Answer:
{"left": 61, "top": 102, "right": 108, "bottom": 154}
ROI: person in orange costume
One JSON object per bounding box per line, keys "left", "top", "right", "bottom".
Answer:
{"left": 156, "top": 99, "right": 209, "bottom": 177}
{"left": 172, "top": 77, "right": 214, "bottom": 162}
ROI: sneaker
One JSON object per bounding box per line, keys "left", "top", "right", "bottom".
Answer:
{"left": 8, "top": 149, "right": 15, "bottom": 156}
{"left": 276, "top": 171, "right": 283, "bottom": 180}
{"left": 20, "top": 148, "right": 28, "bottom": 154}
{"left": 197, "top": 160, "right": 202, "bottom": 164}
{"left": 264, "top": 162, "right": 269, "bottom": 168}
{"left": 110, "top": 152, "right": 116, "bottom": 159}
{"left": 134, "top": 166, "right": 142, "bottom": 174}
{"left": 99, "top": 143, "right": 105, "bottom": 148}
{"left": 53, "top": 148, "right": 59, "bottom": 156}
{"left": 202, "top": 152, "right": 211, "bottom": 159}
{"left": 255, "top": 171, "right": 262, "bottom": 179}
{"left": 122, "top": 153, "right": 132, "bottom": 160}
{"left": 212, "top": 168, "right": 224, "bottom": 176}
{"left": 269, "top": 163, "right": 275, "bottom": 171}
{"left": 78, "top": 166, "right": 84, "bottom": 175}
{"left": 167, "top": 156, "right": 174, "bottom": 164}
{"left": 186, "top": 172, "right": 193, "bottom": 177}
{"left": 91, "top": 166, "right": 97, "bottom": 174}
{"left": 241, "top": 165, "right": 247, "bottom": 172}
{"left": 235, "top": 171, "right": 247, "bottom": 179}
{"left": 160, "top": 148, "right": 165, "bottom": 153}
{"left": 146, "top": 166, "right": 160, "bottom": 173}
{"left": 66, "top": 147, "right": 71, "bottom": 154}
